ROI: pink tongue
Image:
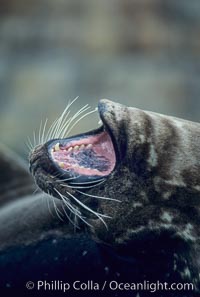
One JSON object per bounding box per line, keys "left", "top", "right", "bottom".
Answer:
{"left": 51, "top": 131, "right": 116, "bottom": 176}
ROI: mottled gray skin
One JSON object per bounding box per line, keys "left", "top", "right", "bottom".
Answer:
{"left": 89, "top": 100, "right": 200, "bottom": 245}
{"left": 85, "top": 100, "right": 200, "bottom": 291}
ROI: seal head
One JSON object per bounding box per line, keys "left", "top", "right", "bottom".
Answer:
{"left": 29, "top": 99, "right": 200, "bottom": 245}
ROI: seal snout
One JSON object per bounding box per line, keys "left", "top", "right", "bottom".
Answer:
{"left": 98, "top": 99, "right": 119, "bottom": 120}
{"left": 29, "top": 144, "right": 43, "bottom": 174}
{"left": 29, "top": 143, "right": 54, "bottom": 177}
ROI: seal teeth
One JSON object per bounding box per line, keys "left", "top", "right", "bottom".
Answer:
{"left": 58, "top": 162, "right": 65, "bottom": 168}
{"left": 86, "top": 144, "right": 92, "bottom": 149}
{"left": 65, "top": 144, "right": 90, "bottom": 152}
{"left": 54, "top": 143, "right": 60, "bottom": 151}
{"left": 98, "top": 119, "right": 103, "bottom": 125}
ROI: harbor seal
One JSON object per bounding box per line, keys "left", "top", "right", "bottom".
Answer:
{"left": 29, "top": 99, "right": 200, "bottom": 295}
{"left": 0, "top": 99, "right": 200, "bottom": 296}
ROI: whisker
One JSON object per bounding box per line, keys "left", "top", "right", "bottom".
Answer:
{"left": 54, "top": 188, "right": 92, "bottom": 227}
{"left": 41, "top": 118, "right": 48, "bottom": 144}
{"left": 62, "top": 180, "right": 105, "bottom": 189}
{"left": 66, "top": 190, "right": 109, "bottom": 229}
{"left": 27, "top": 136, "right": 34, "bottom": 150}
{"left": 63, "top": 196, "right": 93, "bottom": 228}
{"left": 54, "top": 188, "right": 77, "bottom": 213}
{"left": 53, "top": 97, "right": 79, "bottom": 139}
{"left": 53, "top": 112, "right": 70, "bottom": 140}
{"left": 62, "top": 198, "right": 82, "bottom": 219}
{"left": 70, "top": 178, "right": 105, "bottom": 185}
{"left": 33, "top": 131, "right": 36, "bottom": 147}
{"left": 30, "top": 97, "right": 96, "bottom": 149}
{"left": 55, "top": 175, "right": 81, "bottom": 183}
{"left": 32, "top": 187, "right": 40, "bottom": 195}
{"left": 38, "top": 119, "right": 43, "bottom": 145}
{"left": 62, "top": 199, "right": 82, "bottom": 225}
{"left": 66, "top": 107, "right": 98, "bottom": 137}
{"left": 60, "top": 105, "right": 92, "bottom": 139}
{"left": 76, "top": 190, "right": 120, "bottom": 202}
{"left": 59, "top": 105, "right": 90, "bottom": 139}
{"left": 55, "top": 112, "right": 71, "bottom": 139}
{"left": 73, "top": 210, "right": 79, "bottom": 233}
{"left": 45, "top": 116, "right": 60, "bottom": 142}
{"left": 57, "top": 101, "right": 89, "bottom": 137}
{"left": 45, "top": 193, "right": 55, "bottom": 218}
{"left": 26, "top": 142, "right": 33, "bottom": 152}
{"left": 51, "top": 196, "right": 64, "bottom": 222}
{"left": 61, "top": 203, "right": 80, "bottom": 228}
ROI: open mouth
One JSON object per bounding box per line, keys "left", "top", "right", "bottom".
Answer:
{"left": 47, "top": 108, "right": 116, "bottom": 184}
{"left": 29, "top": 100, "right": 118, "bottom": 225}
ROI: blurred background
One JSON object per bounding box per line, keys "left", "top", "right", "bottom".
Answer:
{"left": 0, "top": 0, "right": 200, "bottom": 158}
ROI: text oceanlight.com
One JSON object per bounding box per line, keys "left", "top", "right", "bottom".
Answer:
{"left": 26, "top": 280, "right": 194, "bottom": 293}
